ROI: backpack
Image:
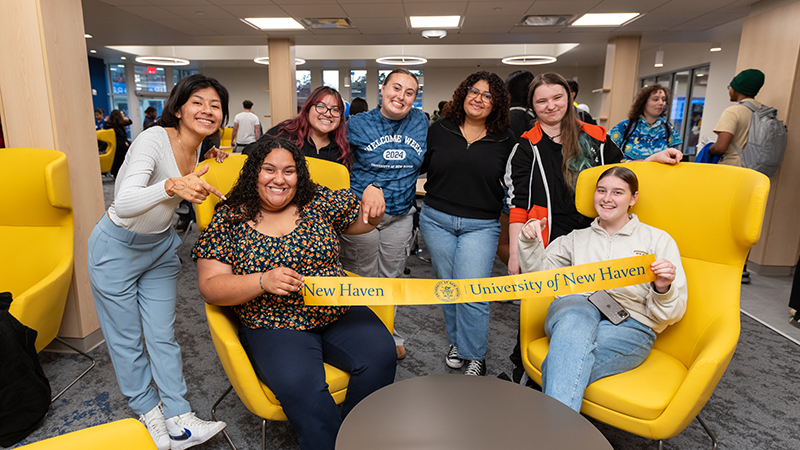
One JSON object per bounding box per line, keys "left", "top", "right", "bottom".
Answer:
{"left": 736, "top": 101, "right": 788, "bottom": 177}
{"left": 0, "top": 292, "right": 52, "bottom": 447}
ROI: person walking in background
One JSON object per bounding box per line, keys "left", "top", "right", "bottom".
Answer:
{"left": 506, "top": 70, "right": 536, "bottom": 139}
{"left": 707, "top": 69, "right": 765, "bottom": 166}
{"left": 231, "top": 99, "right": 260, "bottom": 153}
{"left": 265, "top": 86, "right": 350, "bottom": 166}
{"left": 349, "top": 97, "right": 369, "bottom": 118}
{"left": 421, "top": 71, "right": 515, "bottom": 376}
{"left": 341, "top": 68, "right": 429, "bottom": 361}
{"left": 608, "top": 84, "right": 682, "bottom": 161}
{"left": 104, "top": 109, "right": 133, "bottom": 178}
{"left": 87, "top": 74, "right": 230, "bottom": 450}
{"left": 95, "top": 108, "right": 106, "bottom": 130}
{"left": 567, "top": 80, "right": 596, "bottom": 125}
{"left": 143, "top": 106, "right": 158, "bottom": 130}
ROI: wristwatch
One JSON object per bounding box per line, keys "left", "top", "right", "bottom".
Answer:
{"left": 369, "top": 183, "right": 383, "bottom": 192}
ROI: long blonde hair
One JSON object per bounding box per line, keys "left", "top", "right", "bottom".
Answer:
{"left": 528, "top": 72, "right": 593, "bottom": 192}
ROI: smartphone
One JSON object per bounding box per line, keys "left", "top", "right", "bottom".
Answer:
{"left": 588, "top": 290, "right": 630, "bottom": 325}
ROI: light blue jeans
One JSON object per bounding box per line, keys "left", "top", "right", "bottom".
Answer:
{"left": 419, "top": 204, "right": 500, "bottom": 361}
{"left": 542, "top": 294, "right": 656, "bottom": 412}
{"left": 88, "top": 214, "right": 190, "bottom": 418}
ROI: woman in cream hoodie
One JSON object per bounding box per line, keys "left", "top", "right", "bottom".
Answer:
{"left": 518, "top": 166, "right": 687, "bottom": 412}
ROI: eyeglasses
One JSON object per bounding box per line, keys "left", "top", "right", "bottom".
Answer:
{"left": 467, "top": 87, "right": 493, "bottom": 102}
{"left": 313, "top": 103, "right": 342, "bottom": 117}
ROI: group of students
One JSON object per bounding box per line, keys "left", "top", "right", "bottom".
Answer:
{"left": 87, "top": 68, "right": 689, "bottom": 450}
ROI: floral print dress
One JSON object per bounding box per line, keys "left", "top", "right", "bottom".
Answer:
{"left": 192, "top": 186, "right": 359, "bottom": 330}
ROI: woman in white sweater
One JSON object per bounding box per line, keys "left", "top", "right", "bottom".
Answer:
{"left": 517, "top": 166, "right": 687, "bottom": 412}
{"left": 87, "top": 75, "right": 229, "bottom": 450}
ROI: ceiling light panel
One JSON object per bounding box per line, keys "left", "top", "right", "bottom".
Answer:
{"left": 571, "top": 13, "right": 640, "bottom": 27}
{"left": 409, "top": 16, "right": 461, "bottom": 28}
{"left": 243, "top": 17, "right": 304, "bottom": 30}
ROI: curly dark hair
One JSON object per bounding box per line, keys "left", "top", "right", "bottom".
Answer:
{"left": 441, "top": 71, "right": 510, "bottom": 136}
{"left": 628, "top": 84, "right": 671, "bottom": 123}
{"left": 218, "top": 136, "right": 317, "bottom": 225}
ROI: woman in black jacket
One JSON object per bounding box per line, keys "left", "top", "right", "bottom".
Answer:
{"left": 420, "top": 71, "right": 515, "bottom": 377}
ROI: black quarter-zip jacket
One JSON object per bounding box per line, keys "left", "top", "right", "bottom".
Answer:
{"left": 421, "top": 117, "right": 517, "bottom": 219}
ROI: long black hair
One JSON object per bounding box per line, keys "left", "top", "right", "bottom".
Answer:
{"left": 219, "top": 136, "right": 317, "bottom": 224}
{"left": 157, "top": 74, "right": 230, "bottom": 132}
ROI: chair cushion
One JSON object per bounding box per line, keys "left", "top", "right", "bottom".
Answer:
{"left": 528, "top": 337, "right": 688, "bottom": 420}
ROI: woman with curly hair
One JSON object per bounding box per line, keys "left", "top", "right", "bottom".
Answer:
{"left": 419, "top": 71, "right": 515, "bottom": 376}
{"left": 608, "top": 84, "right": 683, "bottom": 160}
{"left": 193, "top": 136, "right": 395, "bottom": 450}
{"left": 264, "top": 86, "right": 351, "bottom": 166}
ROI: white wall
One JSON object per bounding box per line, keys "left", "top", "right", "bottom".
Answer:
{"left": 200, "top": 67, "right": 273, "bottom": 129}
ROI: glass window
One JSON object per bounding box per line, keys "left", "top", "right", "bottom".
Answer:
{"left": 322, "top": 70, "right": 339, "bottom": 91}
{"left": 173, "top": 68, "right": 182, "bottom": 85}
{"left": 296, "top": 70, "right": 311, "bottom": 108}
{"left": 350, "top": 70, "right": 367, "bottom": 102}
{"left": 684, "top": 67, "right": 709, "bottom": 155}
{"left": 108, "top": 64, "right": 129, "bottom": 119}
{"left": 378, "top": 69, "right": 423, "bottom": 109}
{"left": 670, "top": 71, "right": 690, "bottom": 143}
{"left": 133, "top": 65, "right": 167, "bottom": 93}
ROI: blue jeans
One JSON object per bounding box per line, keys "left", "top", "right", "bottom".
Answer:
{"left": 419, "top": 204, "right": 500, "bottom": 361}
{"left": 542, "top": 294, "right": 656, "bottom": 412}
{"left": 240, "top": 307, "right": 396, "bottom": 450}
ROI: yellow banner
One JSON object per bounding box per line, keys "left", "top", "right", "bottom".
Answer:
{"left": 303, "top": 254, "right": 656, "bottom": 306}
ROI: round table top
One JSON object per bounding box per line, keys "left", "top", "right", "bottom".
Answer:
{"left": 336, "top": 374, "right": 613, "bottom": 450}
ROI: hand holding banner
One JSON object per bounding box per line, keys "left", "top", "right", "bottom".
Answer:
{"left": 303, "top": 254, "right": 656, "bottom": 306}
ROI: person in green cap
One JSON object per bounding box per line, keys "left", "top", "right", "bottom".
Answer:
{"left": 708, "top": 68, "right": 765, "bottom": 285}
{"left": 707, "top": 68, "right": 765, "bottom": 166}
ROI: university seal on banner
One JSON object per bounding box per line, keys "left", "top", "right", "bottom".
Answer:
{"left": 434, "top": 280, "right": 460, "bottom": 303}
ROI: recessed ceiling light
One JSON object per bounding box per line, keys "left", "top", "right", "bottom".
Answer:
{"left": 84, "top": 34, "right": 92, "bottom": 39}
{"left": 89, "top": 49, "right": 97, "bottom": 54}
{"left": 135, "top": 56, "right": 190, "bottom": 66}
{"left": 253, "top": 57, "right": 306, "bottom": 66}
{"left": 520, "top": 15, "right": 573, "bottom": 26}
{"left": 121, "top": 56, "right": 127, "bottom": 60}
{"left": 243, "top": 17, "right": 304, "bottom": 30}
{"left": 572, "top": 13, "right": 640, "bottom": 27}
{"left": 710, "top": 47, "right": 722, "bottom": 52}
{"left": 409, "top": 16, "right": 460, "bottom": 28}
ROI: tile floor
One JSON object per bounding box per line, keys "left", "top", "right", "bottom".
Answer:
{"left": 740, "top": 270, "right": 800, "bottom": 345}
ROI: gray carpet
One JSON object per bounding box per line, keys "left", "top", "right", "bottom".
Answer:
{"left": 9, "top": 184, "right": 800, "bottom": 448}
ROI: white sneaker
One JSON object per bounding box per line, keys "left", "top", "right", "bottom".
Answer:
{"left": 445, "top": 345, "right": 464, "bottom": 369}
{"left": 139, "top": 403, "right": 170, "bottom": 450}
{"left": 166, "top": 412, "right": 226, "bottom": 450}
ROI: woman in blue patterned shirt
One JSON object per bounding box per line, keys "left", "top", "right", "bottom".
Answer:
{"left": 608, "top": 84, "right": 683, "bottom": 161}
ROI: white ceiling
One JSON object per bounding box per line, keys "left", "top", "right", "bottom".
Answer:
{"left": 82, "top": 0, "right": 754, "bottom": 69}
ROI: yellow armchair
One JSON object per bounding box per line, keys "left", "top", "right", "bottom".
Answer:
{"left": 0, "top": 148, "right": 95, "bottom": 403}
{"left": 220, "top": 127, "right": 234, "bottom": 148}
{"left": 520, "top": 162, "right": 769, "bottom": 448}
{"left": 195, "top": 153, "right": 393, "bottom": 450}
{"left": 96, "top": 129, "right": 116, "bottom": 174}
{"left": 17, "top": 418, "right": 156, "bottom": 450}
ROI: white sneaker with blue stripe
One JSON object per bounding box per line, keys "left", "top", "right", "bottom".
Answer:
{"left": 166, "top": 412, "right": 226, "bottom": 450}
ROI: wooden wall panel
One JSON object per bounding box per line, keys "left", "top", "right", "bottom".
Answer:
{"left": 737, "top": 2, "right": 800, "bottom": 267}
{"left": 268, "top": 38, "right": 297, "bottom": 124}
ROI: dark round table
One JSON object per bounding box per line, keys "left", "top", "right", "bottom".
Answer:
{"left": 336, "top": 374, "right": 613, "bottom": 449}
